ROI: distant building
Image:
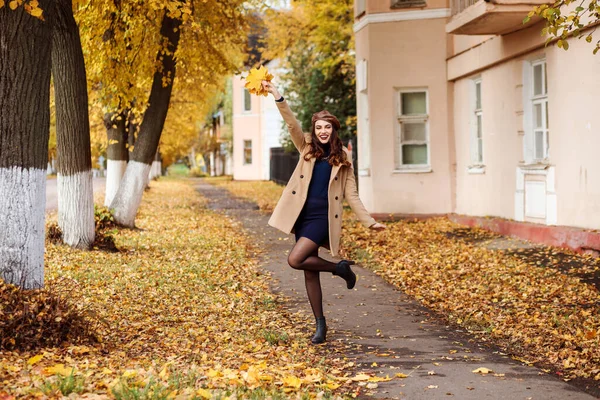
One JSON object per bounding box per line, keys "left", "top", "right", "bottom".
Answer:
{"left": 232, "top": 60, "right": 284, "bottom": 181}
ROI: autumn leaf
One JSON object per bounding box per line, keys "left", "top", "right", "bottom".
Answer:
{"left": 282, "top": 375, "right": 302, "bottom": 388}
{"left": 27, "top": 354, "right": 43, "bottom": 365}
{"left": 368, "top": 375, "right": 392, "bottom": 382}
{"left": 244, "top": 65, "right": 274, "bottom": 97}
{"left": 43, "top": 364, "right": 75, "bottom": 377}
{"left": 472, "top": 367, "right": 493, "bottom": 375}
{"left": 350, "top": 373, "right": 371, "bottom": 382}
{"left": 195, "top": 389, "right": 211, "bottom": 399}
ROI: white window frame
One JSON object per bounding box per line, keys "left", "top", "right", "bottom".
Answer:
{"left": 531, "top": 59, "right": 548, "bottom": 161}
{"left": 243, "top": 88, "right": 252, "bottom": 113}
{"left": 522, "top": 57, "right": 549, "bottom": 165}
{"left": 243, "top": 139, "right": 252, "bottom": 165}
{"left": 394, "top": 88, "right": 431, "bottom": 173}
{"left": 468, "top": 77, "right": 484, "bottom": 173}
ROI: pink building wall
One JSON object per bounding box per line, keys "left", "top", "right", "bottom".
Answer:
{"left": 355, "top": 0, "right": 600, "bottom": 235}
{"left": 355, "top": 14, "right": 454, "bottom": 214}
{"left": 232, "top": 75, "right": 262, "bottom": 181}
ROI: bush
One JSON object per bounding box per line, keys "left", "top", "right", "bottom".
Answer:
{"left": 92, "top": 206, "right": 119, "bottom": 252}
{"left": 0, "top": 281, "right": 98, "bottom": 351}
{"left": 189, "top": 167, "right": 207, "bottom": 177}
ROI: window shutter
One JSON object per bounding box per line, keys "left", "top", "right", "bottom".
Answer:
{"left": 356, "top": 0, "right": 366, "bottom": 16}
{"left": 357, "top": 59, "right": 368, "bottom": 93}
{"left": 469, "top": 115, "right": 477, "bottom": 164}
{"left": 469, "top": 81, "right": 477, "bottom": 164}
{"left": 395, "top": 122, "right": 403, "bottom": 169}
{"left": 522, "top": 61, "right": 534, "bottom": 163}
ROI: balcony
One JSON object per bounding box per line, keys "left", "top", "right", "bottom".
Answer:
{"left": 446, "top": 0, "right": 551, "bottom": 35}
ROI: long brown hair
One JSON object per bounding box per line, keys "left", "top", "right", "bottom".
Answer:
{"left": 304, "top": 127, "right": 350, "bottom": 167}
{"left": 304, "top": 111, "right": 351, "bottom": 167}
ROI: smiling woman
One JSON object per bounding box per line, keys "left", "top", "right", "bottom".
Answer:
{"left": 260, "top": 79, "right": 386, "bottom": 344}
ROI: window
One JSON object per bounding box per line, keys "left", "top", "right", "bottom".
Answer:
{"left": 243, "top": 140, "right": 252, "bottom": 165}
{"left": 531, "top": 60, "right": 548, "bottom": 160}
{"left": 471, "top": 78, "right": 483, "bottom": 165}
{"left": 395, "top": 90, "right": 429, "bottom": 170}
{"left": 243, "top": 88, "right": 252, "bottom": 112}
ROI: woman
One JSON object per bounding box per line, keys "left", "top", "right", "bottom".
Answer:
{"left": 262, "top": 80, "right": 386, "bottom": 344}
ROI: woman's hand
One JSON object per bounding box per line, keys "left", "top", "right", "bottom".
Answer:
{"left": 369, "top": 222, "right": 386, "bottom": 231}
{"left": 262, "top": 80, "right": 282, "bottom": 100}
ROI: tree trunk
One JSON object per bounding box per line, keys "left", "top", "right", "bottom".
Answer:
{"left": 52, "top": 0, "right": 95, "bottom": 249}
{"left": 103, "top": 112, "right": 128, "bottom": 206}
{"left": 0, "top": 3, "right": 53, "bottom": 289}
{"left": 149, "top": 151, "right": 162, "bottom": 180}
{"left": 110, "top": 9, "right": 182, "bottom": 227}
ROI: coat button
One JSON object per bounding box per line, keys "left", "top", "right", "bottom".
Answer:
{"left": 300, "top": 175, "right": 304, "bottom": 178}
{"left": 335, "top": 196, "right": 339, "bottom": 200}
{"left": 335, "top": 214, "right": 338, "bottom": 218}
{"left": 292, "top": 191, "right": 296, "bottom": 194}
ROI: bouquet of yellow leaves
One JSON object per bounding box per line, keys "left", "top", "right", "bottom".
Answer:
{"left": 244, "top": 65, "right": 273, "bottom": 96}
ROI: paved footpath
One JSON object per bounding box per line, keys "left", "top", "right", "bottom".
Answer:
{"left": 194, "top": 179, "right": 598, "bottom": 400}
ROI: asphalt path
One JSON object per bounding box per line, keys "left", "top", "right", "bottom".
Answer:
{"left": 45, "top": 177, "right": 106, "bottom": 212}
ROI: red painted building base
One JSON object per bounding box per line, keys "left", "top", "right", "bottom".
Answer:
{"left": 372, "top": 212, "right": 600, "bottom": 256}
{"left": 449, "top": 214, "right": 600, "bottom": 256}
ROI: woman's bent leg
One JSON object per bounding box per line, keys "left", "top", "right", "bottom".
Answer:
{"left": 288, "top": 237, "right": 336, "bottom": 272}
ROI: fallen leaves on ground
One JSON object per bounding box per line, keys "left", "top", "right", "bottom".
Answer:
{"left": 345, "top": 217, "right": 600, "bottom": 382}
{"left": 209, "top": 176, "right": 282, "bottom": 212}
{"left": 0, "top": 179, "right": 357, "bottom": 398}
{"left": 212, "top": 179, "right": 600, "bottom": 383}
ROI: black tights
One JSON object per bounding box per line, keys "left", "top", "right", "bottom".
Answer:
{"left": 287, "top": 237, "right": 337, "bottom": 318}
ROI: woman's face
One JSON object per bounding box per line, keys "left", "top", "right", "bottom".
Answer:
{"left": 314, "top": 119, "right": 333, "bottom": 144}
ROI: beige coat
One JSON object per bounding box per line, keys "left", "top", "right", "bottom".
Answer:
{"left": 268, "top": 100, "right": 377, "bottom": 256}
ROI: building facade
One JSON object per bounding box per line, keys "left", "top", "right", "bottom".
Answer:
{"left": 354, "top": 0, "right": 600, "bottom": 237}
{"left": 232, "top": 60, "right": 284, "bottom": 181}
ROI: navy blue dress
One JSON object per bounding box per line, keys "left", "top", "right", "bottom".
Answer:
{"left": 294, "top": 145, "right": 332, "bottom": 246}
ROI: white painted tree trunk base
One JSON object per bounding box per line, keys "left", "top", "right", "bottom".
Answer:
{"left": 0, "top": 167, "right": 46, "bottom": 289}
{"left": 104, "top": 160, "right": 127, "bottom": 207}
{"left": 58, "top": 171, "right": 95, "bottom": 249}
{"left": 110, "top": 161, "right": 151, "bottom": 228}
{"left": 149, "top": 160, "right": 161, "bottom": 180}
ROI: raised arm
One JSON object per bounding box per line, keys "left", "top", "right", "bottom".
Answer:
{"left": 262, "top": 80, "right": 305, "bottom": 152}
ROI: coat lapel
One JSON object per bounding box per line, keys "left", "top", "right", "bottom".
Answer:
{"left": 329, "top": 164, "right": 342, "bottom": 187}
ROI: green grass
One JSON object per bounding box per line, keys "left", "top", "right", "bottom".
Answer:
{"left": 42, "top": 371, "right": 85, "bottom": 397}
{"left": 262, "top": 329, "right": 289, "bottom": 346}
{"left": 166, "top": 163, "right": 190, "bottom": 177}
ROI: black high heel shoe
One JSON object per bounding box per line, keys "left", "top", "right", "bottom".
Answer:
{"left": 334, "top": 260, "right": 356, "bottom": 289}
{"left": 311, "top": 316, "right": 327, "bottom": 344}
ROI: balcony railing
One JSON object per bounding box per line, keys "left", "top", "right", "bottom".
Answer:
{"left": 451, "top": 0, "right": 478, "bottom": 16}
{"left": 446, "top": 0, "right": 552, "bottom": 35}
